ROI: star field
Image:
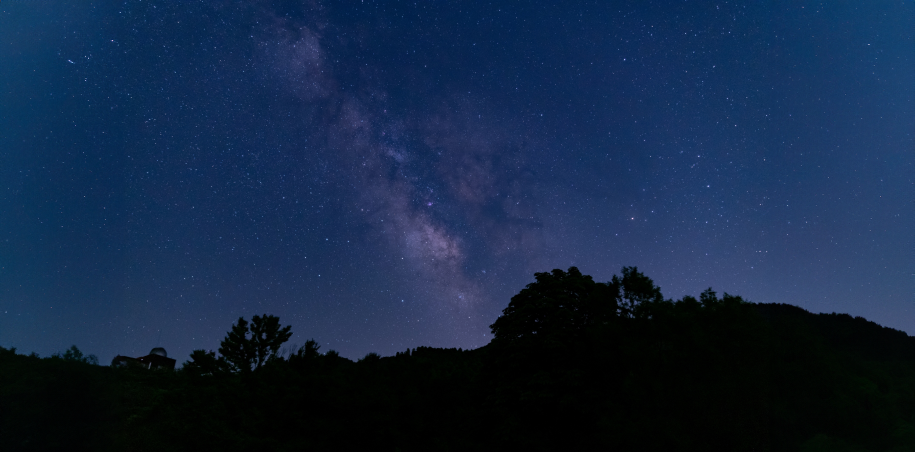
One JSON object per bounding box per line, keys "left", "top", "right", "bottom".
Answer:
{"left": 1, "top": 1, "right": 911, "bottom": 361}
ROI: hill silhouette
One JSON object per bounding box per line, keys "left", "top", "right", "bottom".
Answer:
{"left": 1, "top": 267, "right": 912, "bottom": 451}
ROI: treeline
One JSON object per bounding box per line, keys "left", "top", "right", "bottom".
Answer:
{"left": 0, "top": 267, "right": 912, "bottom": 451}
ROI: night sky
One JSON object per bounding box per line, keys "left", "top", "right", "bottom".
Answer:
{"left": 1, "top": 1, "right": 911, "bottom": 363}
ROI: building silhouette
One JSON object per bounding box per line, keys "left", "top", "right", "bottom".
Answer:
{"left": 111, "top": 347, "right": 176, "bottom": 370}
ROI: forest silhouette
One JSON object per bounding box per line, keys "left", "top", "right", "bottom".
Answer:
{"left": 1, "top": 267, "right": 912, "bottom": 451}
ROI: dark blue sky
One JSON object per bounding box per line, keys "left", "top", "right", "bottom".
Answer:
{"left": 1, "top": 1, "right": 911, "bottom": 362}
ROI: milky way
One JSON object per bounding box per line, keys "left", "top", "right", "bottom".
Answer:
{"left": 254, "top": 6, "right": 551, "bottom": 339}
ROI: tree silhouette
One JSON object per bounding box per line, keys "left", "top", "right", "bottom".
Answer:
{"left": 359, "top": 352, "right": 381, "bottom": 363}
{"left": 218, "top": 314, "right": 292, "bottom": 372}
{"left": 614, "top": 266, "right": 664, "bottom": 318}
{"left": 55, "top": 345, "right": 99, "bottom": 365}
{"left": 183, "top": 349, "right": 229, "bottom": 375}
{"left": 287, "top": 338, "right": 322, "bottom": 369}
{"left": 489, "top": 266, "right": 667, "bottom": 347}
{"left": 297, "top": 338, "right": 321, "bottom": 359}
{"left": 490, "top": 267, "right": 619, "bottom": 344}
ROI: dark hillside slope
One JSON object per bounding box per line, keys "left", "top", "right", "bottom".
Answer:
{"left": 0, "top": 349, "right": 116, "bottom": 451}
{"left": 755, "top": 303, "right": 915, "bottom": 362}
{"left": 1, "top": 269, "right": 912, "bottom": 451}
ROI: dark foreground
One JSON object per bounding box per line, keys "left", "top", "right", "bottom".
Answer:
{"left": 1, "top": 273, "right": 912, "bottom": 451}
